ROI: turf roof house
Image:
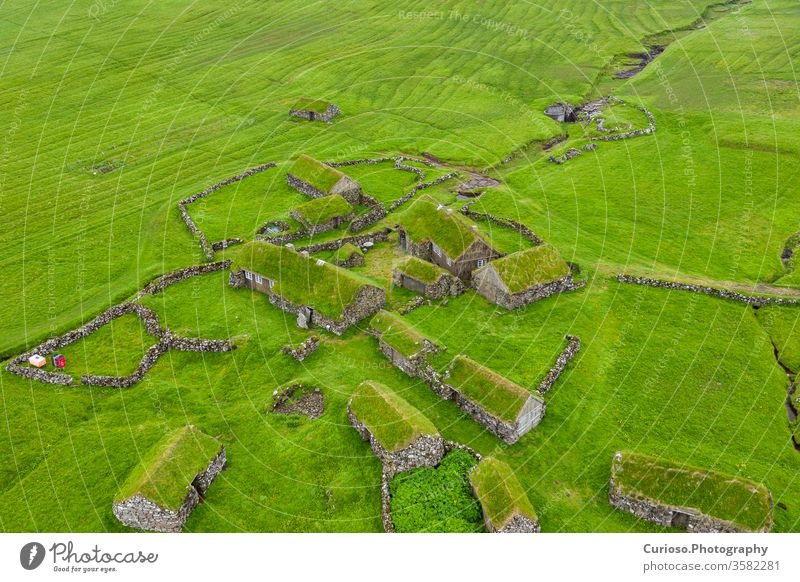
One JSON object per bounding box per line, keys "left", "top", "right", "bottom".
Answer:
{"left": 392, "top": 256, "right": 464, "bottom": 299}
{"left": 289, "top": 194, "right": 355, "bottom": 235}
{"left": 440, "top": 355, "right": 545, "bottom": 445}
{"left": 289, "top": 98, "right": 341, "bottom": 122}
{"left": 609, "top": 451, "right": 773, "bottom": 533}
{"left": 369, "top": 310, "right": 442, "bottom": 377}
{"left": 230, "top": 241, "right": 385, "bottom": 335}
{"left": 286, "top": 154, "right": 362, "bottom": 205}
{"left": 112, "top": 426, "right": 226, "bottom": 533}
{"left": 397, "top": 195, "right": 501, "bottom": 281}
{"left": 473, "top": 244, "right": 578, "bottom": 309}
{"left": 348, "top": 380, "right": 445, "bottom": 475}
{"left": 469, "top": 457, "right": 540, "bottom": 533}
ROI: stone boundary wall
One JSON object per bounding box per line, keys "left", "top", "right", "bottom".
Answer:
{"left": 389, "top": 171, "right": 458, "bottom": 211}
{"left": 348, "top": 192, "right": 387, "bottom": 233}
{"left": 548, "top": 148, "right": 583, "bottom": 165}
{"left": 293, "top": 229, "right": 390, "bottom": 253}
{"left": 399, "top": 296, "right": 425, "bottom": 315}
{"left": 537, "top": 335, "right": 581, "bottom": 395}
{"left": 178, "top": 163, "right": 276, "bottom": 260}
{"left": 458, "top": 204, "right": 544, "bottom": 245}
{"left": 281, "top": 336, "right": 320, "bottom": 361}
{"left": 591, "top": 105, "right": 656, "bottom": 141}
{"left": 7, "top": 301, "right": 235, "bottom": 388}
{"left": 137, "top": 261, "right": 231, "bottom": 298}
{"left": 257, "top": 228, "right": 309, "bottom": 245}
{"left": 380, "top": 469, "right": 396, "bottom": 533}
{"left": 616, "top": 275, "right": 798, "bottom": 307}
{"left": 211, "top": 238, "right": 243, "bottom": 252}
{"left": 286, "top": 174, "right": 330, "bottom": 200}
{"left": 113, "top": 444, "right": 226, "bottom": 532}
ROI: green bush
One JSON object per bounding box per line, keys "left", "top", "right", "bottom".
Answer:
{"left": 389, "top": 449, "right": 483, "bottom": 533}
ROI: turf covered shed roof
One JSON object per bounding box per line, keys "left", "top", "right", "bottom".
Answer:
{"left": 289, "top": 154, "right": 349, "bottom": 194}
{"left": 291, "top": 98, "right": 333, "bottom": 113}
{"left": 234, "top": 241, "right": 372, "bottom": 319}
{"left": 398, "top": 195, "right": 483, "bottom": 259}
{"left": 292, "top": 194, "right": 353, "bottom": 226}
{"left": 470, "top": 457, "right": 538, "bottom": 529}
{"left": 369, "top": 309, "right": 433, "bottom": 358}
{"left": 394, "top": 256, "right": 447, "bottom": 284}
{"left": 115, "top": 426, "right": 222, "bottom": 511}
{"left": 481, "top": 244, "right": 570, "bottom": 293}
{"left": 349, "top": 380, "right": 438, "bottom": 452}
{"left": 446, "top": 355, "right": 532, "bottom": 423}
{"left": 611, "top": 451, "right": 772, "bottom": 532}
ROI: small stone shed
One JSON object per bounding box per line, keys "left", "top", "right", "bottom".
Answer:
{"left": 230, "top": 241, "right": 385, "bottom": 335}
{"left": 286, "top": 154, "right": 361, "bottom": 204}
{"left": 609, "top": 451, "right": 773, "bottom": 533}
{"left": 112, "top": 426, "right": 226, "bottom": 532}
{"left": 331, "top": 243, "right": 365, "bottom": 267}
{"left": 472, "top": 244, "right": 577, "bottom": 310}
{"left": 368, "top": 310, "right": 441, "bottom": 377}
{"left": 348, "top": 380, "right": 445, "bottom": 475}
{"left": 440, "top": 355, "right": 545, "bottom": 445}
{"left": 289, "top": 193, "right": 355, "bottom": 234}
{"left": 469, "top": 457, "right": 540, "bottom": 533}
{"left": 396, "top": 195, "right": 501, "bottom": 281}
{"left": 543, "top": 101, "right": 575, "bottom": 123}
{"left": 289, "top": 98, "right": 340, "bottom": 122}
{"left": 392, "top": 256, "right": 464, "bottom": 299}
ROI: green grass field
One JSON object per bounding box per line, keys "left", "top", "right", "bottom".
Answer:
{"left": 2, "top": 0, "right": 800, "bottom": 533}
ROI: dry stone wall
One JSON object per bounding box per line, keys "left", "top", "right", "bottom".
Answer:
{"left": 178, "top": 163, "right": 276, "bottom": 260}
{"left": 617, "top": 275, "right": 798, "bottom": 307}
{"left": 137, "top": 261, "right": 231, "bottom": 298}
{"left": 537, "top": 335, "right": 580, "bottom": 395}
{"left": 281, "top": 336, "right": 320, "bottom": 361}
{"left": 289, "top": 103, "right": 340, "bottom": 122}
{"left": 458, "top": 204, "right": 543, "bottom": 245}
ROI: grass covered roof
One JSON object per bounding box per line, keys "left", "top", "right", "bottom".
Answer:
{"left": 292, "top": 194, "right": 353, "bottom": 226}
{"left": 291, "top": 98, "right": 332, "bottom": 113}
{"left": 370, "top": 309, "right": 430, "bottom": 358}
{"left": 289, "top": 154, "right": 346, "bottom": 193}
{"left": 115, "top": 426, "right": 221, "bottom": 511}
{"left": 399, "top": 195, "right": 481, "bottom": 259}
{"left": 612, "top": 451, "right": 772, "bottom": 532}
{"left": 446, "top": 355, "right": 533, "bottom": 423}
{"left": 470, "top": 457, "right": 537, "bottom": 528}
{"left": 349, "top": 380, "right": 438, "bottom": 452}
{"left": 394, "top": 256, "right": 446, "bottom": 284}
{"left": 333, "top": 242, "right": 363, "bottom": 261}
{"left": 234, "top": 241, "right": 370, "bottom": 318}
{"left": 484, "top": 244, "right": 570, "bottom": 293}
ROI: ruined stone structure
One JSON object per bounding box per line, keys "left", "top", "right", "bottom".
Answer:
{"left": 616, "top": 275, "right": 798, "bottom": 307}
{"left": 289, "top": 102, "right": 340, "bottom": 122}
{"left": 543, "top": 102, "right": 575, "bottom": 123}
{"left": 281, "top": 336, "right": 320, "bottom": 361}
{"left": 271, "top": 384, "right": 325, "bottom": 419}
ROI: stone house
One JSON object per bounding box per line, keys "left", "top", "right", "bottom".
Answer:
{"left": 472, "top": 244, "right": 580, "bottom": 310}
{"left": 438, "top": 355, "right": 545, "bottom": 444}
{"left": 347, "top": 380, "right": 445, "bottom": 475}
{"left": 543, "top": 101, "right": 575, "bottom": 123}
{"left": 230, "top": 241, "right": 385, "bottom": 335}
{"left": 289, "top": 194, "right": 355, "bottom": 235}
{"left": 392, "top": 256, "right": 464, "bottom": 299}
{"left": 368, "top": 310, "right": 442, "bottom": 377}
{"left": 609, "top": 451, "right": 773, "bottom": 533}
{"left": 469, "top": 457, "right": 540, "bottom": 533}
{"left": 112, "top": 426, "right": 225, "bottom": 532}
{"left": 286, "top": 154, "right": 361, "bottom": 205}
{"left": 396, "top": 195, "right": 501, "bottom": 281}
{"left": 289, "top": 99, "right": 340, "bottom": 122}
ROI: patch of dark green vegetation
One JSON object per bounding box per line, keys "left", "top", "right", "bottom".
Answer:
{"left": 389, "top": 449, "right": 483, "bottom": 533}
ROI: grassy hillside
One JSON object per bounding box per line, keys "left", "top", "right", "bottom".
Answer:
{"left": 2, "top": 0, "right": 800, "bottom": 533}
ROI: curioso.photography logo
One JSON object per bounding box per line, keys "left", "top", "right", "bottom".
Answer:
{"left": 20, "top": 542, "right": 46, "bottom": 570}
